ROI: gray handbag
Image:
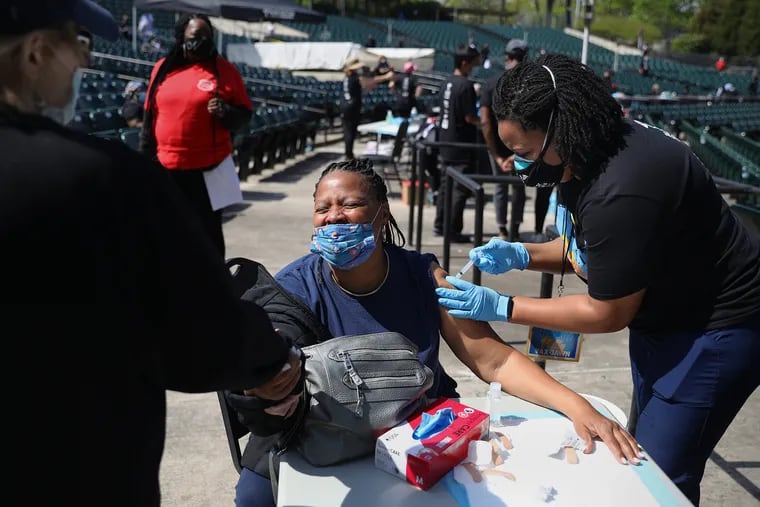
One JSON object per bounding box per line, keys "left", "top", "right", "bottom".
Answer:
{"left": 294, "top": 331, "right": 435, "bottom": 467}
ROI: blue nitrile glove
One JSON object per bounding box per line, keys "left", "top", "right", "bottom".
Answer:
{"left": 435, "top": 276, "right": 512, "bottom": 322}
{"left": 470, "top": 238, "right": 530, "bottom": 275}
{"left": 412, "top": 407, "right": 456, "bottom": 440}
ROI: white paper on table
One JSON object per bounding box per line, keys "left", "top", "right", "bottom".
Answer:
{"left": 203, "top": 154, "right": 243, "bottom": 211}
{"left": 446, "top": 416, "right": 662, "bottom": 507}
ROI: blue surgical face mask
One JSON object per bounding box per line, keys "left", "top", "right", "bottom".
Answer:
{"left": 43, "top": 68, "right": 83, "bottom": 126}
{"left": 310, "top": 207, "right": 382, "bottom": 269}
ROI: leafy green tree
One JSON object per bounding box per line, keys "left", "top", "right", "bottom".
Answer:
{"left": 632, "top": 0, "right": 698, "bottom": 37}
{"left": 737, "top": 0, "right": 760, "bottom": 57}
{"left": 597, "top": 0, "right": 635, "bottom": 16}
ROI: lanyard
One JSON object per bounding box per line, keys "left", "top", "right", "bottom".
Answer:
{"left": 558, "top": 208, "right": 573, "bottom": 298}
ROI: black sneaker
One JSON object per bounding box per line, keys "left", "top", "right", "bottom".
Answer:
{"left": 433, "top": 228, "right": 443, "bottom": 237}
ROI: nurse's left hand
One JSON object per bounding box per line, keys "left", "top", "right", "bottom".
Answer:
{"left": 570, "top": 408, "right": 643, "bottom": 466}
{"left": 435, "top": 276, "right": 512, "bottom": 322}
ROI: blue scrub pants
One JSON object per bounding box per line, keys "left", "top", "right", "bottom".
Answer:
{"left": 236, "top": 467, "right": 275, "bottom": 507}
{"left": 629, "top": 316, "right": 760, "bottom": 506}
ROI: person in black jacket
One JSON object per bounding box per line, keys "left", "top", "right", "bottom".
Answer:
{"left": 0, "top": 2, "right": 296, "bottom": 506}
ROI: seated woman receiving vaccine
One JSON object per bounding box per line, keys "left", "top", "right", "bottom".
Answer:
{"left": 233, "top": 158, "right": 641, "bottom": 507}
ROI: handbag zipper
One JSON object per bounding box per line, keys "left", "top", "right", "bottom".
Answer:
{"left": 338, "top": 350, "right": 365, "bottom": 417}
{"left": 329, "top": 348, "right": 416, "bottom": 362}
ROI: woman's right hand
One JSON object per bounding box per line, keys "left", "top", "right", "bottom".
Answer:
{"left": 496, "top": 154, "right": 515, "bottom": 173}
{"left": 243, "top": 348, "right": 302, "bottom": 400}
{"left": 471, "top": 237, "right": 531, "bottom": 275}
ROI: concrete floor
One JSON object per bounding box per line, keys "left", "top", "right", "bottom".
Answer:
{"left": 158, "top": 143, "right": 760, "bottom": 507}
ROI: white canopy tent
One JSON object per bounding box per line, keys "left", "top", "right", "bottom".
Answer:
{"left": 226, "top": 42, "right": 435, "bottom": 72}
{"left": 208, "top": 17, "right": 309, "bottom": 40}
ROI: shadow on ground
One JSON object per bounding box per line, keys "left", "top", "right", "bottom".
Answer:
{"left": 259, "top": 152, "right": 341, "bottom": 184}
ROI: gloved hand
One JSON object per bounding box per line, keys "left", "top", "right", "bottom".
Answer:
{"left": 435, "top": 276, "right": 512, "bottom": 322}
{"left": 470, "top": 238, "right": 530, "bottom": 275}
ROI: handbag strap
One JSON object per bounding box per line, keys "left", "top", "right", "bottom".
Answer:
{"left": 273, "top": 387, "right": 308, "bottom": 454}
{"left": 268, "top": 388, "right": 308, "bottom": 503}
{"left": 268, "top": 449, "right": 279, "bottom": 505}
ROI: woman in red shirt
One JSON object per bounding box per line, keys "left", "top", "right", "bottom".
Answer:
{"left": 140, "top": 14, "right": 252, "bottom": 256}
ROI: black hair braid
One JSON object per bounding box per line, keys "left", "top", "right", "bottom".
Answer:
{"left": 314, "top": 159, "right": 406, "bottom": 247}
{"left": 493, "top": 53, "right": 626, "bottom": 180}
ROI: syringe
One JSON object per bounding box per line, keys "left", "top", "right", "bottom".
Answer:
{"left": 455, "top": 259, "right": 475, "bottom": 278}
{"left": 455, "top": 251, "right": 483, "bottom": 278}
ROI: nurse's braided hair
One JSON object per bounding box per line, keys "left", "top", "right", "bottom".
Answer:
{"left": 492, "top": 53, "right": 626, "bottom": 180}
{"left": 315, "top": 158, "right": 406, "bottom": 247}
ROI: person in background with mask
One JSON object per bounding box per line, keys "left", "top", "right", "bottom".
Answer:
{"left": 231, "top": 158, "right": 641, "bottom": 507}
{"left": 139, "top": 13, "right": 253, "bottom": 257}
{"left": 0, "top": 2, "right": 297, "bottom": 505}
{"left": 436, "top": 53, "right": 760, "bottom": 506}
{"left": 480, "top": 39, "right": 552, "bottom": 242}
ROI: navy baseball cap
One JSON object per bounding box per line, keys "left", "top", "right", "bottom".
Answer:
{"left": 505, "top": 39, "right": 528, "bottom": 55}
{"left": 0, "top": 0, "right": 119, "bottom": 41}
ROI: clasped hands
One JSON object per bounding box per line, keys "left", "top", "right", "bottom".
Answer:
{"left": 435, "top": 238, "right": 530, "bottom": 322}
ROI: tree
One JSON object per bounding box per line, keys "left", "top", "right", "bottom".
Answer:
{"left": 736, "top": 0, "right": 760, "bottom": 57}
{"left": 632, "top": 0, "right": 698, "bottom": 38}
{"left": 597, "top": 0, "right": 635, "bottom": 16}
{"left": 545, "top": 0, "right": 555, "bottom": 27}
{"left": 691, "top": 0, "right": 759, "bottom": 57}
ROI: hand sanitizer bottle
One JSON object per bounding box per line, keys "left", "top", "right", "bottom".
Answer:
{"left": 487, "top": 381, "right": 503, "bottom": 435}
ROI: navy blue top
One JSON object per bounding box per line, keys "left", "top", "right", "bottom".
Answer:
{"left": 275, "top": 244, "right": 459, "bottom": 398}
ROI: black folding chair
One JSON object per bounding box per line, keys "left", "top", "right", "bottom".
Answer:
{"left": 364, "top": 119, "right": 410, "bottom": 193}
{"left": 217, "top": 391, "right": 248, "bottom": 473}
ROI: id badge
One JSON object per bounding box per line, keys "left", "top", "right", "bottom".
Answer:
{"left": 525, "top": 326, "right": 583, "bottom": 362}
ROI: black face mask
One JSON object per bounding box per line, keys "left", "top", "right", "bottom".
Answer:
{"left": 513, "top": 109, "right": 564, "bottom": 188}
{"left": 184, "top": 36, "right": 214, "bottom": 59}
{"left": 516, "top": 159, "right": 565, "bottom": 188}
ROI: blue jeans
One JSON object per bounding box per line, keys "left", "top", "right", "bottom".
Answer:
{"left": 629, "top": 317, "right": 760, "bottom": 506}
{"left": 235, "top": 467, "right": 274, "bottom": 507}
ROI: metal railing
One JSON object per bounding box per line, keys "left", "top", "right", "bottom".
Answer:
{"left": 405, "top": 139, "right": 523, "bottom": 273}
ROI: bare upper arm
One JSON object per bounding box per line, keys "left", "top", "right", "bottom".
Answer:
{"left": 428, "top": 262, "right": 514, "bottom": 378}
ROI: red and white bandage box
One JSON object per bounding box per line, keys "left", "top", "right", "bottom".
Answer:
{"left": 374, "top": 397, "right": 489, "bottom": 490}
